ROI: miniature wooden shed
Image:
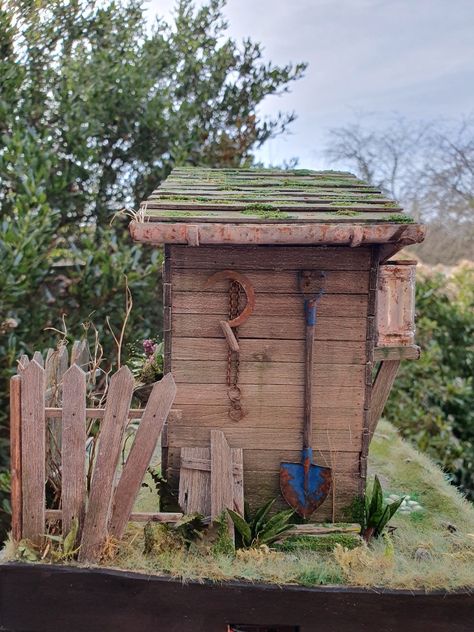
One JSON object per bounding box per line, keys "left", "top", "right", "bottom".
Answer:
{"left": 130, "top": 168, "right": 425, "bottom": 521}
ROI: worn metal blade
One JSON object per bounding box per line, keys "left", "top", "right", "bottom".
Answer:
{"left": 280, "top": 462, "right": 332, "bottom": 519}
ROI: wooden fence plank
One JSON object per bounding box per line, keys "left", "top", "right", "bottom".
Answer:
{"left": 172, "top": 337, "right": 367, "bottom": 365}
{"left": 32, "top": 351, "right": 44, "bottom": 367}
{"left": 210, "top": 431, "right": 235, "bottom": 536}
{"left": 179, "top": 447, "right": 212, "bottom": 516}
{"left": 109, "top": 374, "right": 177, "bottom": 540}
{"left": 17, "top": 355, "right": 29, "bottom": 373}
{"left": 20, "top": 361, "right": 45, "bottom": 545}
{"left": 10, "top": 376, "right": 22, "bottom": 541}
{"left": 369, "top": 360, "right": 401, "bottom": 441}
{"left": 79, "top": 366, "right": 134, "bottom": 562}
{"left": 61, "top": 365, "right": 87, "bottom": 539}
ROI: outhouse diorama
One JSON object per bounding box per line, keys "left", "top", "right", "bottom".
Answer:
{"left": 130, "top": 167, "right": 426, "bottom": 521}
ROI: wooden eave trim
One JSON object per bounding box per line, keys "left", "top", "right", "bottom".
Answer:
{"left": 130, "top": 220, "right": 426, "bottom": 248}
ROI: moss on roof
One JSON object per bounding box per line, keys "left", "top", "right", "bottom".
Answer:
{"left": 139, "top": 167, "right": 414, "bottom": 225}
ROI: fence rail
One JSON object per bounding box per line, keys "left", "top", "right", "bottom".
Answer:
{"left": 11, "top": 344, "right": 179, "bottom": 562}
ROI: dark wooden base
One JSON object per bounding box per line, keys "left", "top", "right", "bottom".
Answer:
{"left": 0, "top": 563, "right": 472, "bottom": 632}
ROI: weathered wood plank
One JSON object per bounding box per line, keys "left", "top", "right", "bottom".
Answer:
{"left": 172, "top": 337, "right": 367, "bottom": 365}
{"left": 171, "top": 405, "right": 363, "bottom": 431}
{"left": 170, "top": 245, "right": 371, "bottom": 271}
{"left": 172, "top": 313, "right": 367, "bottom": 341}
{"left": 32, "top": 351, "right": 44, "bottom": 367}
{"left": 109, "top": 374, "right": 177, "bottom": 540}
{"left": 17, "top": 355, "right": 29, "bottom": 373}
{"left": 10, "top": 376, "right": 22, "bottom": 541}
{"left": 168, "top": 425, "right": 362, "bottom": 452}
{"left": 168, "top": 448, "right": 361, "bottom": 475}
{"left": 174, "top": 383, "right": 365, "bottom": 409}
{"left": 179, "top": 447, "right": 211, "bottom": 516}
{"left": 172, "top": 292, "right": 368, "bottom": 318}
{"left": 79, "top": 366, "right": 134, "bottom": 562}
{"left": 232, "top": 448, "right": 244, "bottom": 516}
{"left": 61, "top": 365, "right": 87, "bottom": 539}
{"left": 171, "top": 361, "right": 366, "bottom": 387}
{"left": 374, "top": 345, "right": 420, "bottom": 361}
{"left": 369, "top": 360, "right": 401, "bottom": 441}
{"left": 210, "top": 430, "right": 234, "bottom": 524}
{"left": 172, "top": 269, "right": 369, "bottom": 294}
{"left": 20, "top": 361, "right": 45, "bottom": 545}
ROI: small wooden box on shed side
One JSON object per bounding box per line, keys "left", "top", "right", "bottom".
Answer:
{"left": 131, "top": 167, "right": 425, "bottom": 520}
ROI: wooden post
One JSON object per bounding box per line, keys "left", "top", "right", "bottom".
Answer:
{"left": 79, "top": 366, "right": 134, "bottom": 562}
{"left": 20, "top": 361, "right": 45, "bottom": 545}
{"left": 369, "top": 360, "right": 401, "bottom": 441}
{"left": 61, "top": 365, "right": 87, "bottom": 539}
{"left": 10, "top": 376, "right": 22, "bottom": 541}
{"left": 109, "top": 373, "right": 177, "bottom": 540}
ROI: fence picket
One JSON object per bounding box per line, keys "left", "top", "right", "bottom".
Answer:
{"left": 32, "top": 351, "right": 44, "bottom": 367}
{"left": 10, "top": 376, "right": 22, "bottom": 541}
{"left": 79, "top": 366, "right": 134, "bottom": 562}
{"left": 61, "top": 365, "right": 87, "bottom": 539}
{"left": 20, "top": 361, "right": 45, "bottom": 545}
{"left": 109, "top": 373, "right": 177, "bottom": 539}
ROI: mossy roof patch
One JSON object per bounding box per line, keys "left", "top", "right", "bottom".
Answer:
{"left": 139, "top": 167, "right": 415, "bottom": 225}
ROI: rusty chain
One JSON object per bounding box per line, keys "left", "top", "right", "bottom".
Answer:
{"left": 226, "top": 280, "right": 243, "bottom": 421}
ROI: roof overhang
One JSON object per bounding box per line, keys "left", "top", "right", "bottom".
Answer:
{"left": 130, "top": 220, "right": 426, "bottom": 251}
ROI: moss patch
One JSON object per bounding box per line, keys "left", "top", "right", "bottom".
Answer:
{"left": 382, "top": 213, "right": 415, "bottom": 223}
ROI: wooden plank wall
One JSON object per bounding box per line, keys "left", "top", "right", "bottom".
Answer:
{"left": 166, "top": 245, "right": 373, "bottom": 520}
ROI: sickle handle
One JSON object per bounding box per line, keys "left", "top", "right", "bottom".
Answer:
{"left": 220, "top": 320, "right": 239, "bottom": 352}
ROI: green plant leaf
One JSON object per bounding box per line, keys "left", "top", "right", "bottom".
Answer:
{"left": 252, "top": 498, "right": 276, "bottom": 534}
{"left": 63, "top": 517, "right": 79, "bottom": 557}
{"left": 227, "top": 509, "right": 252, "bottom": 546}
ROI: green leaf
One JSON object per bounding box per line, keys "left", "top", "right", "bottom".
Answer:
{"left": 227, "top": 509, "right": 252, "bottom": 546}
{"left": 63, "top": 517, "right": 79, "bottom": 557}
{"left": 252, "top": 498, "right": 276, "bottom": 534}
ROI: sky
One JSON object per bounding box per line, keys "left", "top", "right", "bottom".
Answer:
{"left": 147, "top": 0, "right": 474, "bottom": 169}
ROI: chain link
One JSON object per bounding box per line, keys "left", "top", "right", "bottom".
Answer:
{"left": 226, "top": 280, "right": 243, "bottom": 421}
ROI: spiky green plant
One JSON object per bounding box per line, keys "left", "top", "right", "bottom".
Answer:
{"left": 361, "top": 476, "right": 404, "bottom": 542}
{"left": 227, "top": 499, "right": 295, "bottom": 549}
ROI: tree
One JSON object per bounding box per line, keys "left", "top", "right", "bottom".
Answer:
{"left": 0, "top": 0, "right": 306, "bottom": 535}
{"left": 325, "top": 115, "right": 474, "bottom": 264}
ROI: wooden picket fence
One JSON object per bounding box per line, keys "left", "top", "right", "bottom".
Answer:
{"left": 10, "top": 345, "right": 179, "bottom": 562}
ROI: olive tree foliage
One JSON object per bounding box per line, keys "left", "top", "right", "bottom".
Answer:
{"left": 0, "top": 0, "right": 306, "bottom": 531}
{"left": 325, "top": 115, "right": 474, "bottom": 264}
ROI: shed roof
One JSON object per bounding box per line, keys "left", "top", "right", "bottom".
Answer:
{"left": 130, "top": 167, "right": 425, "bottom": 250}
